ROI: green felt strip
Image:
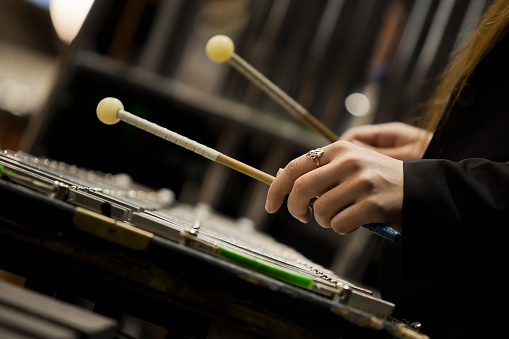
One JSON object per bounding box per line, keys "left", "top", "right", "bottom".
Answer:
{"left": 217, "top": 246, "right": 313, "bottom": 290}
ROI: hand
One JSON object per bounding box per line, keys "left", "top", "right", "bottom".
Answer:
{"left": 340, "top": 122, "right": 432, "bottom": 160}
{"left": 265, "top": 141, "right": 403, "bottom": 235}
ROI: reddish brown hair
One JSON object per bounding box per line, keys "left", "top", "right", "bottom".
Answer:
{"left": 421, "top": 0, "right": 509, "bottom": 131}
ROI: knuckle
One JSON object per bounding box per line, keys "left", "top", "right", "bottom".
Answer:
{"left": 312, "top": 198, "right": 326, "bottom": 216}
{"left": 341, "top": 154, "right": 363, "bottom": 172}
{"left": 335, "top": 139, "right": 352, "bottom": 149}
{"left": 356, "top": 172, "right": 376, "bottom": 191}
{"left": 292, "top": 176, "right": 311, "bottom": 195}
{"left": 284, "top": 159, "right": 300, "bottom": 177}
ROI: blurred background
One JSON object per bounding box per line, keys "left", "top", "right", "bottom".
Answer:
{"left": 0, "top": 0, "right": 489, "bottom": 288}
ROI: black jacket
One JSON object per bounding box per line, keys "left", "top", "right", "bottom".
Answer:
{"left": 380, "top": 33, "right": 509, "bottom": 338}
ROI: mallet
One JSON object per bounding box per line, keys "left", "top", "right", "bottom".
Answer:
{"left": 96, "top": 97, "right": 401, "bottom": 241}
{"left": 206, "top": 35, "right": 339, "bottom": 143}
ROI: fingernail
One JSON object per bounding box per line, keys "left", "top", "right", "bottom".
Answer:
{"left": 265, "top": 201, "right": 274, "bottom": 213}
{"left": 276, "top": 168, "right": 283, "bottom": 177}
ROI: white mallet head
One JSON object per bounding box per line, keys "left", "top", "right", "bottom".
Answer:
{"left": 97, "top": 97, "right": 123, "bottom": 125}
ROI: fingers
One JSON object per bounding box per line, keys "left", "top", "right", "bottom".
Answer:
{"left": 343, "top": 123, "right": 433, "bottom": 160}
{"left": 341, "top": 122, "right": 416, "bottom": 147}
{"left": 311, "top": 177, "right": 357, "bottom": 229}
{"left": 265, "top": 141, "right": 404, "bottom": 236}
{"left": 266, "top": 143, "right": 349, "bottom": 224}
{"left": 349, "top": 140, "right": 411, "bottom": 160}
{"left": 341, "top": 124, "right": 380, "bottom": 145}
{"left": 265, "top": 149, "right": 329, "bottom": 216}
{"left": 330, "top": 201, "right": 378, "bottom": 235}
{"left": 286, "top": 167, "right": 337, "bottom": 223}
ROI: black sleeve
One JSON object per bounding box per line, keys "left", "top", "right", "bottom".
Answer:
{"left": 401, "top": 158, "right": 509, "bottom": 282}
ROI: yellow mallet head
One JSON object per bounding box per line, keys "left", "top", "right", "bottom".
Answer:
{"left": 205, "top": 35, "right": 235, "bottom": 63}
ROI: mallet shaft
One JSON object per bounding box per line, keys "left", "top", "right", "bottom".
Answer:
{"left": 117, "top": 110, "right": 274, "bottom": 184}
{"left": 228, "top": 53, "right": 339, "bottom": 143}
